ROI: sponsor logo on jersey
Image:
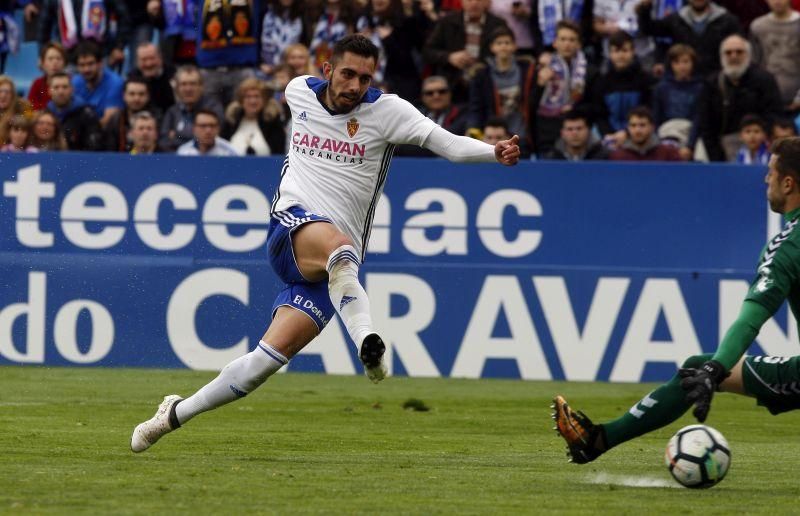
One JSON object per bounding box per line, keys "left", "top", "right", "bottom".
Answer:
{"left": 292, "top": 132, "right": 366, "bottom": 156}
{"left": 347, "top": 117, "right": 359, "bottom": 138}
{"left": 298, "top": 111, "right": 308, "bottom": 121}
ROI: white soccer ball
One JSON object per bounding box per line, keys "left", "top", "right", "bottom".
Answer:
{"left": 664, "top": 424, "right": 731, "bottom": 488}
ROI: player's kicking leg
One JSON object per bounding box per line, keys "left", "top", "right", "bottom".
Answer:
{"left": 131, "top": 307, "right": 317, "bottom": 452}
{"left": 292, "top": 220, "right": 387, "bottom": 383}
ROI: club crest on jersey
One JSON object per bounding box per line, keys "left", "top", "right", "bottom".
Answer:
{"left": 347, "top": 118, "right": 359, "bottom": 138}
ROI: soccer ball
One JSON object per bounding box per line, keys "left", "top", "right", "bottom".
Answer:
{"left": 664, "top": 424, "right": 731, "bottom": 488}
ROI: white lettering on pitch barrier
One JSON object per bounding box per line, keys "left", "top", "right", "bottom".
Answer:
{"left": 0, "top": 272, "right": 114, "bottom": 364}
{"left": 166, "top": 268, "right": 250, "bottom": 370}
{"left": 4, "top": 165, "right": 542, "bottom": 258}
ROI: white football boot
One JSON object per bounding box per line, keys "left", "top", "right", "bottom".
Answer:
{"left": 131, "top": 395, "right": 183, "bottom": 453}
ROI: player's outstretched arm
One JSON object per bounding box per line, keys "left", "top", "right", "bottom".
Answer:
{"left": 422, "top": 126, "right": 520, "bottom": 165}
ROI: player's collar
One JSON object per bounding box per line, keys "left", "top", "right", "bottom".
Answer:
{"left": 785, "top": 206, "right": 800, "bottom": 222}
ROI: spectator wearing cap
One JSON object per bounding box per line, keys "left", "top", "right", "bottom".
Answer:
{"left": 222, "top": 78, "right": 286, "bottom": 156}
{"left": 394, "top": 76, "right": 467, "bottom": 157}
{"left": 177, "top": 109, "right": 240, "bottom": 156}
{"left": 698, "top": 34, "right": 782, "bottom": 161}
{"left": 159, "top": 65, "right": 224, "bottom": 152}
{"left": 71, "top": 40, "right": 124, "bottom": 128}
{"left": 750, "top": 0, "right": 800, "bottom": 108}
{"left": 47, "top": 71, "right": 103, "bottom": 150}
{"left": 129, "top": 111, "right": 160, "bottom": 154}
{"left": 610, "top": 106, "right": 683, "bottom": 161}
{"left": 28, "top": 42, "right": 67, "bottom": 111}
{"left": 128, "top": 42, "right": 176, "bottom": 114}
{"left": 423, "top": 0, "right": 509, "bottom": 102}
{"left": 546, "top": 109, "right": 609, "bottom": 161}
{"left": 37, "top": 0, "right": 131, "bottom": 66}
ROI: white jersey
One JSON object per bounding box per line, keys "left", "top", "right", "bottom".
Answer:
{"left": 272, "top": 75, "right": 438, "bottom": 260}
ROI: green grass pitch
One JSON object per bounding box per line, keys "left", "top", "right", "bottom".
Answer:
{"left": 2, "top": 366, "right": 798, "bottom": 514}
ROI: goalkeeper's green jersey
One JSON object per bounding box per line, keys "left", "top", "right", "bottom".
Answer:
{"left": 713, "top": 207, "right": 800, "bottom": 370}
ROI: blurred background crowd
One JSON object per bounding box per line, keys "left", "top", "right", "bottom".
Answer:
{"left": 0, "top": 0, "right": 798, "bottom": 162}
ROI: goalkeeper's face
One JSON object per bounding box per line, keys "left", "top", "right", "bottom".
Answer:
{"left": 766, "top": 155, "right": 790, "bottom": 213}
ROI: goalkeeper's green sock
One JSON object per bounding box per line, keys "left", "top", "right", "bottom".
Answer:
{"left": 601, "top": 354, "right": 711, "bottom": 449}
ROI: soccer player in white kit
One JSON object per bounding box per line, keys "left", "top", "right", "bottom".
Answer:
{"left": 131, "top": 35, "right": 521, "bottom": 452}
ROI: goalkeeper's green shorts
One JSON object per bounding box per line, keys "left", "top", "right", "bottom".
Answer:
{"left": 741, "top": 355, "right": 800, "bottom": 415}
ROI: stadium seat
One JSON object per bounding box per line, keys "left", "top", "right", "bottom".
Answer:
{"left": 4, "top": 41, "right": 40, "bottom": 97}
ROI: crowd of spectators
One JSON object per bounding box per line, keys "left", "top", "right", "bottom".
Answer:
{"left": 0, "top": 0, "right": 798, "bottom": 162}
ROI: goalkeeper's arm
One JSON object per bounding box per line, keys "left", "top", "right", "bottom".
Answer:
{"left": 711, "top": 300, "right": 773, "bottom": 371}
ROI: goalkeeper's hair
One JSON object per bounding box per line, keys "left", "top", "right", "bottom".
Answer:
{"left": 772, "top": 137, "right": 800, "bottom": 188}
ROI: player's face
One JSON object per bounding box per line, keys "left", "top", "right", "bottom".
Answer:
{"left": 324, "top": 52, "right": 376, "bottom": 114}
{"left": 765, "top": 155, "right": 791, "bottom": 213}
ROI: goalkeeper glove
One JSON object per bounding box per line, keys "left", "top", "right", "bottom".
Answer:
{"left": 678, "top": 360, "right": 729, "bottom": 423}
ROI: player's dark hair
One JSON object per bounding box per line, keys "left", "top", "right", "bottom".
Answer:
{"left": 75, "top": 40, "right": 103, "bottom": 61}
{"left": 193, "top": 108, "right": 220, "bottom": 124}
{"left": 772, "top": 137, "right": 800, "bottom": 187}
{"left": 609, "top": 30, "right": 633, "bottom": 50}
{"left": 627, "top": 105, "right": 654, "bottom": 124}
{"left": 556, "top": 20, "right": 581, "bottom": 40}
{"left": 331, "top": 34, "right": 379, "bottom": 66}
{"left": 739, "top": 114, "right": 767, "bottom": 133}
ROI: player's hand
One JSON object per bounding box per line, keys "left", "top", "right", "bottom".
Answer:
{"left": 495, "top": 134, "right": 521, "bottom": 166}
{"left": 678, "top": 360, "right": 728, "bottom": 422}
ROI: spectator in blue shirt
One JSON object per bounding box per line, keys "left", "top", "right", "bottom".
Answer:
{"left": 71, "top": 40, "right": 124, "bottom": 128}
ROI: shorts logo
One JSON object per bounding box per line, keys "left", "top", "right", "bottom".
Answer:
{"left": 298, "top": 111, "right": 308, "bottom": 122}
{"left": 347, "top": 117, "right": 359, "bottom": 138}
{"left": 339, "top": 295, "right": 357, "bottom": 310}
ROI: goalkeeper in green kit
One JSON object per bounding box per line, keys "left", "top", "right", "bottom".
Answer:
{"left": 553, "top": 137, "right": 800, "bottom": 464}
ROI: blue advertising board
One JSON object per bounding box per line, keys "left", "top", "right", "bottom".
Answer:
{"left": 1, "top": 153, "right": 793, "bottom": 382}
